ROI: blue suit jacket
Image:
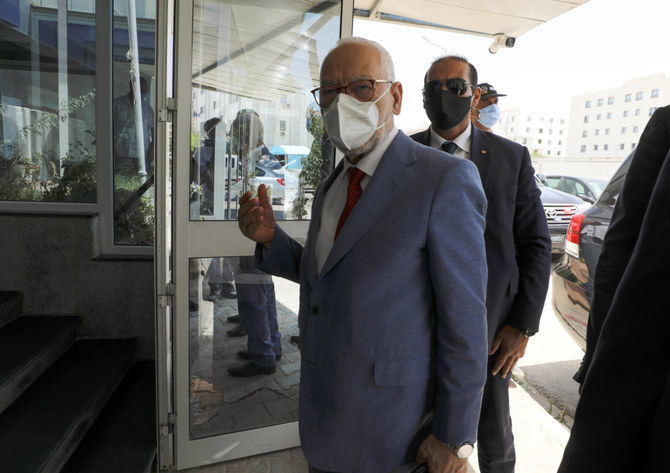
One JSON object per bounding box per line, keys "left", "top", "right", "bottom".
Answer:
{"left": 411, "top": 127, "right": 551, "bottom": 344}
{"left": 258, "top": 131, "right": 488, "bottom": 472}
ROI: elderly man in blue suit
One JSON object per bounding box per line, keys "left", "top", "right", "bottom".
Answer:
{"left": 411, "top": 56, "right": 551, "bottom": 473}
{"left": 238, "top": 37, "right": 488, "bottom": 473}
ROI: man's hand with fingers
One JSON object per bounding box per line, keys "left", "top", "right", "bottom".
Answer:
{"left": 237, "top": 184, "right": 276, "bottom": 247}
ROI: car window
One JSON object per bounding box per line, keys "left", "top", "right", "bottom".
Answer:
{"left": 545, "top": 177, "right": 561, "bottom": 189}
{"left": 255, "top": 167, "right": 266, "bottom": 177}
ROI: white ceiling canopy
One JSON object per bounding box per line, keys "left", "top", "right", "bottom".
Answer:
{"left": 353, "top": 0, "right": 590, "bottom": 51}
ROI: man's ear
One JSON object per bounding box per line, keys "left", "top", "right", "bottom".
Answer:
{"left": 471, "top": 86, "right": 482, "bottom": 109}
{"left": 391, "top": 82, "right": 403, "bottom": 115}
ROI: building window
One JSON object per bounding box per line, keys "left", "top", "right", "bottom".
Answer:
{"left": 549, "top": 129, "right": 553, "bottom": 134}
{"left": 635, "top": 109, "right": 641, "bottom": 116}
{"left": 652, "top": 88, "right": 660, "bottom": 98}
{"left": 580, "top": 145, "right": 586, "bottom": 153}
{"left": 607, "top": 112, "right": 612, "bottom": 119}
{"left": 605, "top": 128, "right": 610, "bottom": 135}
{"left": 631, "top": 143, "right": 636, "bottom": 149}
{"left": 558, "top": 140, "right": 562, "bottom": 145}
{"left": 538, "top": 139, "right": 542, "bottom": 144}
{"left": 608, "top": 96, "right": 614, "bottom": 105}
{"left": 650, "top": 107, "right": 658, "bottom": 116}
{"left": 636, "top": 91, "right": 643, "bottom": 101}
{"left": 539, "top": 128, "right": 543, "bottom": 133}
{"left": 560, "top": 119, "right": 565, "bottom": 125}
{"left": 550, "top": 118, "right": 554, "bottom": 124}
{"left": 620, "top": 143, "right": 625, "bottom": 150}
{"left": 595, "top": 129, "right": 600, "bottom": 136}
{"left": 604, "top": 144, "right": 608, "bottom": 151}
{"left": 622, "top": 127, "right": 627, "bottom": 134}
{"left": 557, "top": 151, "right": 561, "bottom": 156}
{"left": 547, "top": 150, "right": 551, "bottom": 156}
{"left": 526, "top": 127, "right": 531, "bottom": 132}
{"left": 593, "top": 144, "right": 598, "bottom": 151}
{"left": 633, "top": 126, "right": 639, "bottom": 133}
{"left": 623, "top": 110, "right": 629, "bottom": 117}
{"left": 584, "top": 116, "right": 589, "bottom": 123}
{"left": 582, "top": 130, "right": 588, "bottom": 138}
{"left": 596, "top": 114, "right": 601, "bottom": 120}
{"left": 625, "top": 93, "right": 632, "bottom": 102}
{"left": 597, "top": 98, "right": 603, "bottom": 106}
{"left": 585, "top": 100, "right": 591, "bottom": 108}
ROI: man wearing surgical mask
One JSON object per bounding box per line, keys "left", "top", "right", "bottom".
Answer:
{"left": 238, "top": 38, "right": 489, "bottom": 473}
{"left": 411, "top": 57, "right": 551, "bottom": 473}
{"left": 471, "top": 83, "right": 506, "bottom": 136}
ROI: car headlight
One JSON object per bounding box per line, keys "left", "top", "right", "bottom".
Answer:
{"left": 577, "top": 202, "right": 592, "bottom": 213}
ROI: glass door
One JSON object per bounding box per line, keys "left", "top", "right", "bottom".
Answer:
{"left": 170, "top": 1, "right": 342, "bottom": 469}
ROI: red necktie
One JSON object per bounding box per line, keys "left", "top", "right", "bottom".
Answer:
{"left": 334, "top": 167, "right": 365, "bottom": 240}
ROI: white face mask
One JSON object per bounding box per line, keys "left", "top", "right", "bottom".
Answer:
{"left": 322, "top": 85, "right": 392, "bottom": 153}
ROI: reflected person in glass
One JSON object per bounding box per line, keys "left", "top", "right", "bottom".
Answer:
{"left": 227, "top": 109, "right": 281, "bottom": 377}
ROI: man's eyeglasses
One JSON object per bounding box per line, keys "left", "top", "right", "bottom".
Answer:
{"left": 423, "top": 78, "right": 474, "bottom": 97}
{"left": 311, "top": 79, "right": 393, "bottom": 108}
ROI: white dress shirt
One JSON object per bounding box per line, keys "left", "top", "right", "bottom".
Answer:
{"left": 429, "top": 123, "right": 472, "bottom": 160}
{"left": 314, "top": 126, "right": 399, "bottom": 274}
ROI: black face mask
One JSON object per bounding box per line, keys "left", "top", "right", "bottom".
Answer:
{"left": 423, "top": 89, "right": 472, "bottom": 131}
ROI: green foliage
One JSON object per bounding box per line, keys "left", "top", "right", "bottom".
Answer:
{"left": 293, "top": 110, "right": 325, "bottom": 219}
{"left": 114, "top": 174, "right": 155, "bottom": 245}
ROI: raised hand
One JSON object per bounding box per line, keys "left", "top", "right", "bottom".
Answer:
{"left": 237, "top": 184, "right": 276, "bottom": 246}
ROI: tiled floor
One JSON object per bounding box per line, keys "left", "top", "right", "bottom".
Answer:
{"left": 188, "top": 268, "right": 301, "bottom": 440}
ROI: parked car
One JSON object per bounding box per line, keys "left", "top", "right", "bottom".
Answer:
{"left": 542, "top": 174, "right": 609, "bottom": 204}
{"left": 535, "top": 175, "right": 590, "bottom": 256}
{"left": 551, "top": 152, "right": 634, "bottom": 350}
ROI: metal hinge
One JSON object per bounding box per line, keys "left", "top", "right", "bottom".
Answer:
{"left": 157, "top": 283, "right": 175, "bottom": 308}
{"left": 157, "top": 98, "right": 176, "bottom": 122}
{"left": 159, "top": 413, "right": 176, "bottom": 437}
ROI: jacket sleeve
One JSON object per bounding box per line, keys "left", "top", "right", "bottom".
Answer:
{"left": 255, "top": 224, "right": 303, "bottom": 283}
{"left": 429, "top": 158, "right": 489, "bottom": 446}
{"left": 574, "top": 104, "right": 670, "bottom": 383}
{"left": 506, "top": 145, "right": 552, "bottom": 332}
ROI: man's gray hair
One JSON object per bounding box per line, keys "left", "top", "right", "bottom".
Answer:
{"left": 336, "top": 37, "right": 396, "bottom": 82}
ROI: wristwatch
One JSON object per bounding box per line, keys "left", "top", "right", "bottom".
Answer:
{"left": 445, "top": 442, "right": 474, "bottom": 459}
{"left": 519, "top": 328, "right": 537, "bottom": 337}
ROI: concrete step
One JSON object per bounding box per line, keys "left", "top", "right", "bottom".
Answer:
{"left": 61, "top": 361, "right": 157, "bottom": 473}
{"left": 0, "top": 291, "right": 22, "bottom": 329}
{"left": 0, "top": 316, "right": 80, "bottom": 414}
{"left": 0, "top": 338, "right": 137, "bottom": 473}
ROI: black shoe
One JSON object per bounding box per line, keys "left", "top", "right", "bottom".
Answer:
{"left": 228, "top": 362, "right": 275, "bottom": 377}
{"left": 226, "top": 324, "right": 248, "bottom": 337}
{"left": 237, "top": 350, "right": 281, "bottom": 361}
{"left": 205, "top": 289, "right": 221, "bottom": 302}
{"left": 221, "top": 283, "right": 237, "bottom": 299}
{"left": 227, "top": 314, "right": 241, "bottom": 323}
{"left": 289, "top": 335, "right": 300, "bottom": 347}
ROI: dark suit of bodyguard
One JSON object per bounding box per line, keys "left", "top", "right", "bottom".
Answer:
{"left": 411, "top": 56, "right": 551, "bottom": 473}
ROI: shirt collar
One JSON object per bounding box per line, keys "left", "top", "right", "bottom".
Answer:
{"left": 429, "top": 123, "right": 472, "bottom": 155}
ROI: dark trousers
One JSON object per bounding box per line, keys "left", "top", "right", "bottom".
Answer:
{"left": 477, "top": 353, "right": 516, "bottom": 473}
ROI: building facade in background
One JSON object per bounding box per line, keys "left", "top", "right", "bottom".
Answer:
{"left": 567, "top": 74, "right": 669, "bottom": 158}
{"left": 499, "top": 108, "right": 568, "bottom": 158}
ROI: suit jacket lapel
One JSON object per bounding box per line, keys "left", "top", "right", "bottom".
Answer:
{"left": 470, "top": 127, "right": 492, "bottom": 190}
{"left": 319, "top": 133, "right": 414, "bottom": 278}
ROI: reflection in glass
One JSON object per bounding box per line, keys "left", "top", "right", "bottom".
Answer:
{"left": 189, "top": 256, "right": 300, "bottom": 439}
{"left": 189, "top": 0, "right": 341, "bottom": 222}
{"left": 113, "top": 0, "right": 157, "bottom": 245}
{"left": 0, "top": 3, "right": 97, "bottom": 203}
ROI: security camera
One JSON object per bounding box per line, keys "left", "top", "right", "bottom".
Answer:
{"left": 488, "top": 34, "right": 516, "bottom": 54}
